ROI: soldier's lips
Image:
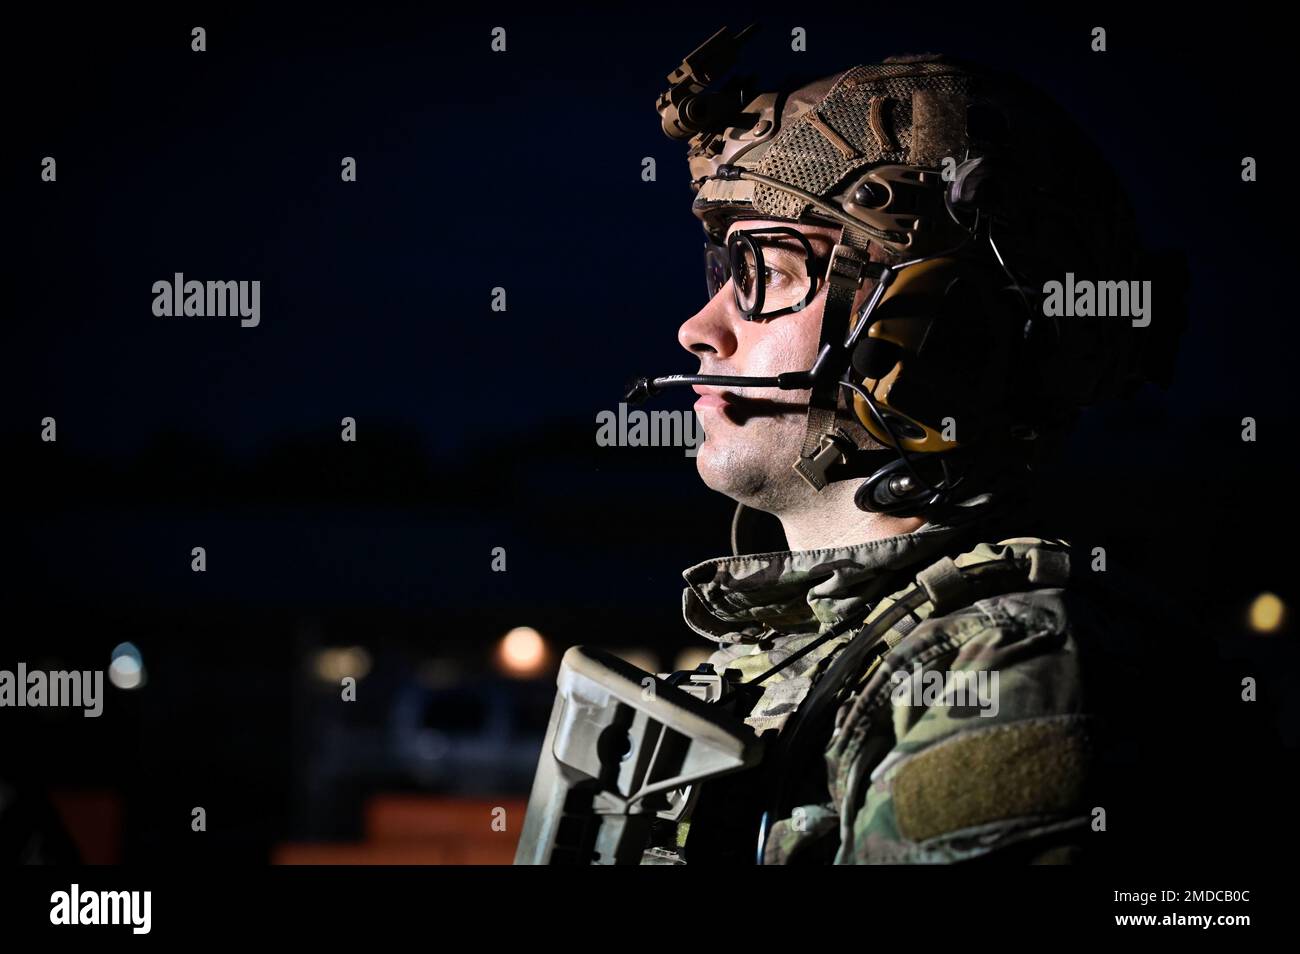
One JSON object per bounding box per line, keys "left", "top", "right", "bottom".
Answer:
{"left": 694, "top": 394, "right": 730, "bottom": 410}
{"left": 692, "top": 385, "right": 734, "bottom": 410}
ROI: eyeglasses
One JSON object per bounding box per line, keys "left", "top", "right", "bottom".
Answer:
{"left": 704, "top": 227, "right": 831, "bottom": 319}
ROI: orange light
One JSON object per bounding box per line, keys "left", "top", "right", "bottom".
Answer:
{"left": 1248, "top": 593, "right": 1285, "bottom": 633}
{"left": 673, "top": 647, "right": 713, "bottom": 673}
{"left": 314, "top": 647, "right": 372, "bottom": 683}
{"left": 498, "top": 627, "right": 548, "bottom": 677}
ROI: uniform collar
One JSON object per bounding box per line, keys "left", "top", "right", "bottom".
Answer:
{"left": 681, "top": 498, "right": 1001, "bottom": 645}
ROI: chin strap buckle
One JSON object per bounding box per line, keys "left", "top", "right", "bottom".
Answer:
{"left": 793, "top": 429, "right": 854, "bottom": 491}
{"left": 791, "top": 229, "right": 872, "bottom": 494}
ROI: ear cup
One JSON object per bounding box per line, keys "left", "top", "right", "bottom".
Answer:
{"left": 849, "top": 257, "right": 1014, "bottom": 452}
{"left": 948, "top": 155, "right": 1004, "bottom": 209}
{"left": 947, "top": 156, "right": 990, "bottom": 209}
{"left": 847, "top": 257, "right": 960, "bottom": 452}
{"left": 851, "top": 336, "right": 901, "bottom": 381}
{"left": 853, "top": 457, "right": 945, "bottom": 515}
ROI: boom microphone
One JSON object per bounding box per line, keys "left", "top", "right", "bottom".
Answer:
{"left": 623, "top": 345, "right": 836, "bottom": 404}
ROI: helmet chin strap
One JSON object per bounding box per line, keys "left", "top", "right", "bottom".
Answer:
{"left": 790, "top": 225, "right": 873, "bottom": 491}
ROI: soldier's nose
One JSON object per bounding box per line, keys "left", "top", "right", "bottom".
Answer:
{"left": 679, "top": 290, "right": 738, "bottom": 358}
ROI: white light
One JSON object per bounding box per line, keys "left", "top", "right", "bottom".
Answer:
{"left": 111, "top": 641, "right": 142, "bottom": 664}
{"left": 109, "top": 642, "right": 146, "bottom": 689}
{"left": 109, "top": 655, "right": 145, "bottom": 690}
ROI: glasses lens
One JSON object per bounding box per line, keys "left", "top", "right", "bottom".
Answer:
{"left": 755, "top": 243, "right": 815, "bottom": 314}
{"left": 725, "top": 230, "right": 817, "bottom": 317}
{"left": 731, "top": 239, "right": 760, "bottom": 313}
{"left": 704, "top": 245, "right": 729, "bottom": 300}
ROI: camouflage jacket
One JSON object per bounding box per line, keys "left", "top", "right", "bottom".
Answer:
{"left": 679, "top": 509, "right": 1108, "bottom": 864}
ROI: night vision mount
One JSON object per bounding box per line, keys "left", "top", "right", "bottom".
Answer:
{"left": 655, "top": 24, "right": 760, "bottom": 155}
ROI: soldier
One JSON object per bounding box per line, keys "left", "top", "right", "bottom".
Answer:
{"left": 619, "top": 32, "right": 1186, "bottom": 864}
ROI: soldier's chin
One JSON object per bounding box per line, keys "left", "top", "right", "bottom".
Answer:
{"left": 693, "top": 438, "right": 770, "bottom": 502}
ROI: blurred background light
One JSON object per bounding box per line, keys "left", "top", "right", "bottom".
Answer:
{"left": 496, "top": 627, "right": 548, "bottom": 678}
{"left": 673, "top": 646, "right": 713, "bottom": 673}
{"left": 314, "top": 646, "right": 373, "bottom": 683}
{"left": 1248, "top": 592, "right": 1285, "bottom": 633}
{"left": 109, "top": 641, "right": 146, "bottom": 690}
{"left": 610, "top": 647, "right": 660, "bottom": 674}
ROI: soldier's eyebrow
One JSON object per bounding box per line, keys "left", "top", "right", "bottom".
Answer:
{"left": 768, "top": 235, "right": 836, "bottom": 260}
{"left": 735, "top": 231, "right": 836, "bottom": 256}
{"left": 720, "top": 227, "right": 839, "bottom": 266}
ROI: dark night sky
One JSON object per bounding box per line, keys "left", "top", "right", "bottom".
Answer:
{"left": 8, "top": 6, "right": 1289, "bottom": 453}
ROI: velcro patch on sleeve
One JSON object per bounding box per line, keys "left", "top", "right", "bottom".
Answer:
{"left": 891, "top": 716, "right": 1092, "bottom": 843}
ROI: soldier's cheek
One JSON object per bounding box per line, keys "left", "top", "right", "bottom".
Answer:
{"left": 746, "top": 317, "right": 822, "bottom": 380}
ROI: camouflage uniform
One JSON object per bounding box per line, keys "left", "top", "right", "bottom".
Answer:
{"left": 681, "top": 501, "right": 1107, "bottom": 864}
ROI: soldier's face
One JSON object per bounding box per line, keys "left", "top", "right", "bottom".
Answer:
{"left": 678, "top": 219, "right": 873, "bottom": 512}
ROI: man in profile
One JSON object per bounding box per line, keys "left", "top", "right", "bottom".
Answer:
{"left": 624, "top": 37, "right": 1184, "bottom": 863}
